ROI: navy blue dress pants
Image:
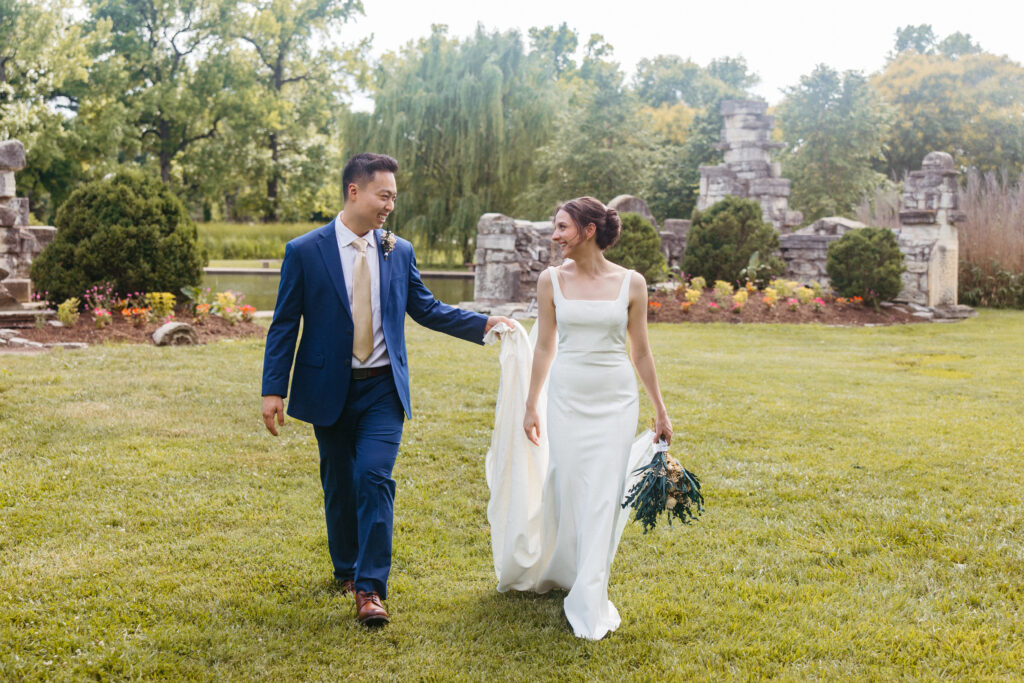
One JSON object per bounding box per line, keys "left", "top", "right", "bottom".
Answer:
{"left": 313, "top": 373, "right": 404, "bottom": 598}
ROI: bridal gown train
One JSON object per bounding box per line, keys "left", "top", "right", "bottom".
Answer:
{"left": 484, "top": 267, "right": 656, "bottom": 641}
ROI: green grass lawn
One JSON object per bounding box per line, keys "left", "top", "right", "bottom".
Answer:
{"left": 2, "top": 312, "right": 1023, "bottom": 679}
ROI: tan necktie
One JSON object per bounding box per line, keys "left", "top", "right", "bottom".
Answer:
{"left": 351, "top": 237, "right": 373, "bottom": 362}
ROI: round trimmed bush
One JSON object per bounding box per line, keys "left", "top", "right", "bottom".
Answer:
{"left": 31, "top": 170, "right": 204, "bottom": 304}
{"left": 826, "top": 227, "right": 905, "bottom": 307}
{"left": 682, "top": 196, "right": 784, "bottom": 285}
{"left": 604, "top": 212, "right": 667, "bottom": 283}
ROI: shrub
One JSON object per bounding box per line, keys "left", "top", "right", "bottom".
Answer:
{"left": 146, "top": 292, "right": 177, "bottom": 319}
{"left": 713, "top": 280, "right": 734, "bottom": 307}
{"left": 605, "top": 212, "right": 667, "bottom": 283}
{"left": 769, "top": 278, "right": 797, "bottom": 299}
{"left": 689, "top": 276, "right": 706, "bottom": 291}
{"left": 683, "top": 196, "right": 785, "bottom": 285}
{"left": 57, "top": 297, "right": 81, "bottom": 326}
{"left": 30, "top": 170, "right": 204, "bottom": 304}
{"left": 795, "top": 286, "right": 814, "bottom": 305}
{"left": 959, "top": 262, "right": 1024, "bottom": 309}
{"left": 826, "top": 227, "right": 905, "bottom": 309}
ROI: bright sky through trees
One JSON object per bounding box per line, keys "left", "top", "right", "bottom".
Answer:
{"left": 346, "top": 0, "right": 1024, "bottom": 106}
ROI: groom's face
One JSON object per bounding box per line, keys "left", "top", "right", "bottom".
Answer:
{"left": 346, "top": 171, "right": 397, "bottom": 235}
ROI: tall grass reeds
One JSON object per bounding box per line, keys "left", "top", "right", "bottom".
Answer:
{"left": 855, "top": 171, "right": 1024, "bottom": 308}
{"left": 958, "top": 170, "right": 1024, "bottom": 308}
{"left": 853, "top": 185, "right": 901, "bottom": 230}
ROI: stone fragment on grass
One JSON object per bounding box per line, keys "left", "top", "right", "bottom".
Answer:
{"left": 153, "top": 321, "right": 199, "bottom": 346}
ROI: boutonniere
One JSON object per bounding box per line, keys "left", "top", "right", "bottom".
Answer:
{"left": 381, "top": 229, "right": 397, "bottom": 259}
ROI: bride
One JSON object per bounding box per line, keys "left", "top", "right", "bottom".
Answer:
{"left": 486, "top": 196, "right": 672, "bottom": 640}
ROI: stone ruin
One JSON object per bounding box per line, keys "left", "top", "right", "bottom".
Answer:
{"left": 472, "top": 213, "right": 555, "bottom": 309}
{"left": 470, "top": 100, "right": 971, "bottom": 319}
{"left": 896, "top": 151, "right": 964, "bottom": 310}
{"left": 698, "top": 100, "right": 803, "bottom": 233}
{"left": 0, "top": 140, "right": 56, "bottom": 311}
{"left": 778, "top": 151, "right": 972, "bottom": 318}
{"left": 470, "top": 195, "right": 684, "bottom": 314}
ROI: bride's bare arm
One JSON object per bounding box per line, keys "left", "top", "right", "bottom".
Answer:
{"left": 626, "top": 272, "right": 673, "bottom": 444}
{"left": 524, "top": 270, "right": 557, "bottom": 445}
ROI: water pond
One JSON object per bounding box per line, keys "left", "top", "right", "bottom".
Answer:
{"left": 201, "top": 271, "right": 475, "bottom": 311}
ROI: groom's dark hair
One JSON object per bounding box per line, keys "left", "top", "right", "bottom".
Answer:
{"left": 343, "top": 153, "right": 399, "bottom": 201}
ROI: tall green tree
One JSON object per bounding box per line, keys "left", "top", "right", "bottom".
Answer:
{"left": 227, "top": 0, "right": 365, "bottom": 220}
{"left": 518, "top": 35, "right": 652, "bottom": 220}
{"left": 636, "top": 57, "right": 757, "bottom": 222}
{"left": 348, "top": 26, "right": 561, "bottom": 261}
{"left": 873, "top": 49, "right": 1024, "bottom": 177}
{"left": 632, "top": 54, "right": 756, "bottom": 109}
{"left": 776, "top": 64, "right": 893, "bottom": 222}
{"left": 85, "top": 0, "right": 239, "bottom": 184}
{"left": 527, "top": 22, "right": 577, "bottom": 79}
{"left": 1, "top": 0, "right": 104, "bottom": 219}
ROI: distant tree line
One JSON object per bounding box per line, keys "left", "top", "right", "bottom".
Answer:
{"left": 3, "top": 3, "right": 1023, "bottom": 248}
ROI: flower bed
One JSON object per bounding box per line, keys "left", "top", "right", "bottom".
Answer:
{"left": 647, "top": 286, "right": 924, "bottom": 326}
{"left": 11, "top": 312, "right": 265, "bottom": 345}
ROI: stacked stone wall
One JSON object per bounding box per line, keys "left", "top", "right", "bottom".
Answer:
{"left": 697, "top": 100, "right": 802, "bottom": 232}
{"left": 0, "top": 140, "right": 55, "bottom": 305}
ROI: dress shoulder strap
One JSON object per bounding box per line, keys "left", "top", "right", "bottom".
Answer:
{"left": 617, "top": 269, "right": 634, "bottom": 302}
{"left": 547, "top": 266, "right": 564, "bottom": 301}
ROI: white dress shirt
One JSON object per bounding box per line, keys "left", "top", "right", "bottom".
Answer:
{"left": 335, "top": 215, "right": 390, "bottom": 369}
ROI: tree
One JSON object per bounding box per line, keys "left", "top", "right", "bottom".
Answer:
{"left": 776, "top": 64, "right": 893, "bottom": 222}
{"left": 348, "top": 26, "right": 561, "bottom": 261}
{"left": 631, "top": 56, "right": 756, "bottom": 222}
{"left": 889, "top": 24, "right": 982, "bottom": 60}
{"left": 873, "top": 51, "right": 1024, "bottom": 177}
{"left": 632, "top": 54, "right": 756, "bottom": 109}
{"left": 0, "top": 0, "right": 103, "bottom": 219}
{"left": 85, "top": 0, "right": 239, "bottom": 184}
{"left": 937, "top": 32, "right": 981, "bottom": 59}
{"left": 518, "top": 38, "right": 653, "bottom": 221}
{"left": 527, "top": 23, "right": 577, "bottom": 79}
{"left": 227, "top": 0, "right": 365, "bottom": 220}
{"left": 892, "top": 24, "right": 937, "bottom": 56}
{"left": 641, "top": 96, "right": 733, "bottom": 223}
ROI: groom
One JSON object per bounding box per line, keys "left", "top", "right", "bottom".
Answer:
{"left": 261, "top": 152, "right": 510, "bottom": 626}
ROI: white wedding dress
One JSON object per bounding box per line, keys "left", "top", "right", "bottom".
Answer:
{"left": 484, "top": 267, "right": 656, "bottom": 640}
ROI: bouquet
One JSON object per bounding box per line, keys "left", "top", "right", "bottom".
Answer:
{"left": 622, "top": 440, "right": 703, "bottom": 533}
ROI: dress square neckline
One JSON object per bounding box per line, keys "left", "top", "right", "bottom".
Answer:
{"left": 550, "top": 267, "right": 632, "bottom": 303}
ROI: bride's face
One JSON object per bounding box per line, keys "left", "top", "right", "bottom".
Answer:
{"left": 552, "top": 210, "right": 594, "bottom": 258}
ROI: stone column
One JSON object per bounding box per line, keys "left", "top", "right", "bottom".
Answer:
{"left": 0, "top": 139, "right": 55, "bottom": 304}
{"left": 896, "top": 151, "right": 964, "bottom": 308}
{"left": 697, "top": 100, "right": 803, "bottom": 232}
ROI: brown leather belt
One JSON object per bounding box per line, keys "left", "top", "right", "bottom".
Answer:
{"left": 351, "top": 365, "right": 392, "bottom": 380}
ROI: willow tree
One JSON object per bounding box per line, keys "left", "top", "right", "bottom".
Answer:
{"left": 347, "top": 25, "right": 560, "bottom": 262}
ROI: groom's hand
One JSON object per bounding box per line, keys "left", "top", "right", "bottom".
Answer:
{"left": 485, "top": 315, "right": 516, "bottom": 334}
{"left": 262, "top": 395, "right": 285, "bottom": 436}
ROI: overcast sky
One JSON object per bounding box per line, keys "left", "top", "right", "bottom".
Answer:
{"left": 340, "top": 0, "right": 1023, "bottom": 108}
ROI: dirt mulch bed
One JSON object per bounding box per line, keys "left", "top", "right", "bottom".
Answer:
{"left": 647, "top": 289, "right": 925, "bottom": 326}
{"left": 10, "top": 314, "right": 266, "bottom": 345}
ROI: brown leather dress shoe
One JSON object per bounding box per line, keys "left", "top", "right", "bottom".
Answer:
{"left": 338, "top": 579, "right": 355, "bottom": 596}
{"left": 355, "top": 590, "right": 390, "bottom": 626}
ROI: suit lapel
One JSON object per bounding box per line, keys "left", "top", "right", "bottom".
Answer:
{"left": 316, "top": 219, "right": 354, "bottom": 323}
{"left": 376, "top": 229, "right": 392, "bottom": 315}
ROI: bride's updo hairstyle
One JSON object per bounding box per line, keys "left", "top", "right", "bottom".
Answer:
{"left": 556, "top": 196, "right": 622, "bottom": 250}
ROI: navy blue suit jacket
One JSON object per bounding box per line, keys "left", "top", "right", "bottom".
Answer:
{"left": 261, "top": 220, "right": 487, "bottom": 425}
